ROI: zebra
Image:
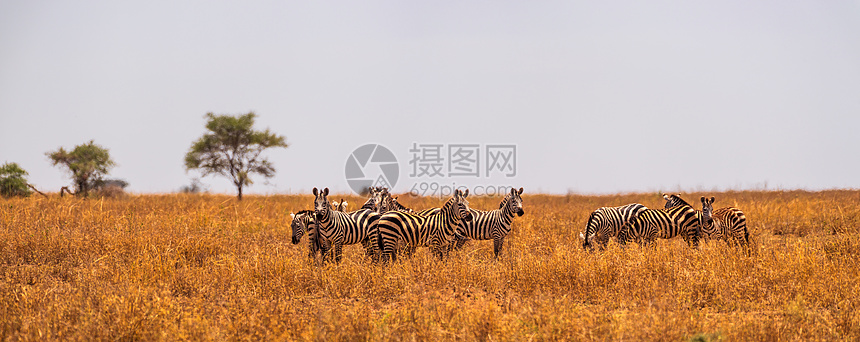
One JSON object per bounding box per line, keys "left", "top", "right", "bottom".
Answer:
{"left": 377, "top": 189, "right": 473, "bottom": 262}
{"left": 617, "top": 198, "right": 701, "bottom": 248}
{"left": 580, "top": 203, "right": 647, "bottom": 251}
{"left": 665, "top": 194, "right": 749, "bottom": 247}
{"left": 379, "top": 191, "right": 414, "bottom": 213}
{"left": 290, "top": 210, "right": 331, "bottom": 260}
{"left": 312, "top": 187, "right": 381, "bottom": 263}
{"left": 450, "top": 187, "right": 525, "bottom": 258}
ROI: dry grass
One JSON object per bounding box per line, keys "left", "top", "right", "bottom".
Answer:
{"left": 1, "top": 190, "right": 859, "bottom": 341}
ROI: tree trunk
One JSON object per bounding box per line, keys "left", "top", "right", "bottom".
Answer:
{"left": 237, "top": 184, "right": 243, "bottom": 201}
{"left": 27, "top": 184, "right": 48, "bottom": 198}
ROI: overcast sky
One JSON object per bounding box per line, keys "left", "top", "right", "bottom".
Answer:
{"left": 2, "top": 1, "right": 859, "bottom": 196}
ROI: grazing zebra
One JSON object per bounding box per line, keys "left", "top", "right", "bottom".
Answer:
{"left": 665, "top": 194, "right": 749, "bottom": 247}
{"left": 290, "top": 210, "right": 331, "bottom": 260}
{"left": 617, "top": 200, "right": 701, "bottom": 248}
{"left": 377, "top": 189, "right": 473, "bottom": 262}
{"left": 450, "top": 187, "right": 525, "bottom": 258}
{"left": 312, "top": 187, "right": 381, "bottom": 263}
{"left": 580, "top": 203, "right": 647, "bottom": 251}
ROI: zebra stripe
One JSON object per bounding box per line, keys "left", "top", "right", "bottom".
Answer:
{"left": 581, "top": 203, "right": 647, "bottom": 251}
{"left": 312, "top": 187, "right": 381, "bottom": 263}
{"left": 664, "top": 194, "right": 749, "bottom": 247}
{"left": 290, "top": 210, "right": 331, "bottom": 260}
{"left": 377, "top": 189, "right": 472, "bottom": 262}
{"left": 451, "top": 187, "right": 525, "bottom": 258}
{"left": 617, "top": 201, "right": 701, "bottom": 248}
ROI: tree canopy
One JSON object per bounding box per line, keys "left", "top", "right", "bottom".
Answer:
{"left": 184, "top": 112, "right": 288, "bottom": 200}
{"left": 0, "top": 162, "right": 33, "bottom": 198}
{"left": 47, "top": 140, "right": 116, "bottom": 198}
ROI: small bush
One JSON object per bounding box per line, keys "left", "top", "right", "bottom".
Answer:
{"left": 0, "top": 162, "right": 32, "bottom": 198}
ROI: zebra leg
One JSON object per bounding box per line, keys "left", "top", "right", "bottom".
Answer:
{"left": 596, "top": 234, "right": 610, "bottom": 251}
{"left": 360, "top": 237, "right": 377, "bottom": 260}
{"left": 320, "top": 237, "right": 331, "bottom": 259}
{"left": 454, "top": 235, "right": 468, "bottom": 250}
{"left": 380, "top": 236, "right": 397, "bottom": 264}
{"left": 493, "top": 237, "right": 505, "bottom": 259}
{"left": 333, "top": 241, "right": 344, "bottom": 264}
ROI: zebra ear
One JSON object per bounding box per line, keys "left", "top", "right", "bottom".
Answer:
{"left": 323, "top": 187, "right": 329, "bottom": 196}
{"left": 290, "top": 213, "right": 295, "bottom": 218}
{"left": 662, "top": 193, "right": 670, "bottom": 200}
{"left": 313, "top": 187, "right": 319, "bottom": 196}
{"left": 700, "top": 196, "right": 706, "bottom": 203}
{"left": 710, "top": 196, "right": 715, "bottom": 203}
{"left": 510, "top": 188, "right": 517, "bottom": 196}
{"left": 463, "top": 189, "right": 469, "bottom": 197}
{"left": 518, "top": 187, "right": 524, "bottom": 195}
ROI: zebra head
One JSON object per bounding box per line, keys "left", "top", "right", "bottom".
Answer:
{"left": 506, "top": 187, "right": 525, "bottom": 216}
{"left": 312, "top": 187, "right": 331, "bottom": 220}
{"left": 375, "top": 187, "right": 390, "bottom": 212}
{"left": 663, "top": 193, "right": 691, "bottom": 209}
{"left": 454, "top": 189, "right": 473, "bottom": 222}
{"left": 700, "top": 196, "right": 715, "bottom": 226}
{"left": 290, "top": 210, "right": 312, "bottom": 244}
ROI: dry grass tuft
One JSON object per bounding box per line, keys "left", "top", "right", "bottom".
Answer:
{"left": 1, "top": 190, "right": 859, "bottom": 340}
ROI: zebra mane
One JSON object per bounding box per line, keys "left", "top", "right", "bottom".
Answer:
{"left": 663, "top": 193, "right": 693, "bottom": 209}
{"left": 499, "top": 193, "right": 512, "bottom": 209}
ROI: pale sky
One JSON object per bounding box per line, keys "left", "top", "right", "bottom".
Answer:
{"left": 2, "top": 1, "right": 859, "bottom": 196}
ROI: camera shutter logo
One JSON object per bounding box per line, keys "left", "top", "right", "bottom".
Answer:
{"left": 344, "top": 144, "right": 399, "bottom": 194}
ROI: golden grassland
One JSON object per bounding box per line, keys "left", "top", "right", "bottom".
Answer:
{"left": 1, "top": 190, "right": 859, "bottom": 341}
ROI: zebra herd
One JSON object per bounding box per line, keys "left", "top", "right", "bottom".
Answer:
{"left": 290, "top": 188, "right": 749, "bottom": 264}
{"left": 290, "top": 186, "right": 526, "bottom": 263}
{"left": 581, "top": 193, "right": 749, "bottom": 251}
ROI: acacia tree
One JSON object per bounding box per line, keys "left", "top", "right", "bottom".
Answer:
{"left": 47, "top": 140, "right": 116, "bottom": 198}
{"left": 184, "top": 112, "right": 288, "bottom": 200}
{"left": 0, "top": 162, "right": 33, "bottom": 198}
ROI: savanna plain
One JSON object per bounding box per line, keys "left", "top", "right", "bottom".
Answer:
{"left": 1, "top": 190, "right": 859, "bottom": 341}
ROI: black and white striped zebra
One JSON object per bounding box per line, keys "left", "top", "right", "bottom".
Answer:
{"left": 665, "top": 194, "right": 749, "bottom": 248}
{"left": 617, "top": 199, "right": 701, "bottom": 248}
{"left": 377, "top": 189, "right": 473, "bottom": 262}
{"left": 290, "top": 210, "right": 331, "bottom": 260}
{"left": 358, "top": 187, "right": 385, "bottom": 211}
{"left": 312, "top": 187, "right": 381, "bottom": 263}
{"left": 450, "top": 187, "right": 525, "bottom": 258}
{"left": 580, "top": 203, "right": 647, "bottom": 251}
{"left": 379, "top": 191, "right": 414, "bottom": 213}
